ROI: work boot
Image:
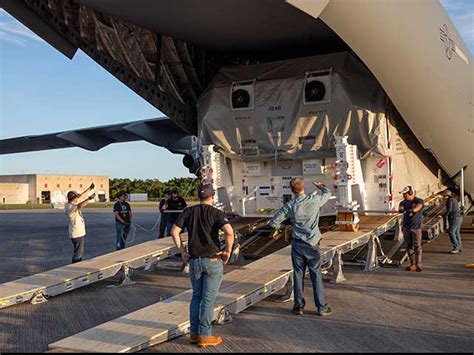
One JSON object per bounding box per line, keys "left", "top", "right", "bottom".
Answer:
{"left": 416, "top": 264, "right": 423, "bottom": 272}
{"left": 405, "top": 264, "right": 417, "bottom": 271}
{"left": 449, "top": 248, "right": 460, "bottom": 254}
{"left": 317, "top": 307, "right": 332, "bottom": 317}
{"left": 198, "top": 335, "right": 222, "bottom": 348}
{"left": 292, "top": 306, "right": 304, "bottom": 316}
{"left": 189, "top": 334, "right": 199, "bottom": 344}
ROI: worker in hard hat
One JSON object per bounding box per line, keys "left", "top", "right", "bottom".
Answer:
{"left": 65, "top": 183, "right": 95, "bottom": 263}
{"left": 269, "top": 178, "right": 332, "bottom": 317}
{"left": 399, "top": 186, "right": 424, "bottom": 272}
{"left": 443, "top": 190, "right": 463, "bottom": 254}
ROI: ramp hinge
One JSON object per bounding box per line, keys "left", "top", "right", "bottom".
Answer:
{"left": 118, "top": 264, "right": 135, "bottom": 286}
{"left": 30, "top": 291, "right": 48, "bottom": 305}
{"left": 216, "top": 308, "right": 233, "bottom": 325}
{"left": 331, "top": 249, "right": 347, "bottom": 283}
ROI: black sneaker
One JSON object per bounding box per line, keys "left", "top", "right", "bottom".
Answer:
{"left": 317, "top": 307, "right": 332, "bottom": 317}
{"left": 292, "top": 307, "right": 304, "bottom": 316}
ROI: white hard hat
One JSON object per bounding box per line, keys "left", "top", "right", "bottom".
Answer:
{"left": 399, "top": 186, "right": 413, "bottom": 195}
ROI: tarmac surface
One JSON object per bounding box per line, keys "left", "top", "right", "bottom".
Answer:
{"left": 0, "top": 209, "right": 473, "bottom": 353}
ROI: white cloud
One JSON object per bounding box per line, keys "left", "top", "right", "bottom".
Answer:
{"left": 0, "top": 30, "right": 28, "bottom": 45}
{"left": 0, "top": 9, "right": 44, "bottom": 46}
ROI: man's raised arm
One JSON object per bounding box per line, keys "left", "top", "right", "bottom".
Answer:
{"left": 78, "top": 183, "right": 95, "bottom": 201}
{"left": 310, "top": 182, "right": 331, "bottom": 206}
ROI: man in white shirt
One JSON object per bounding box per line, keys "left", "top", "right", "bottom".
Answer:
{"left": 65, "top": 183, "right": 95, "bottom": 263}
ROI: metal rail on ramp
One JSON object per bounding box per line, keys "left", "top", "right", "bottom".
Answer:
{"left": 48, "top": 215, "right": 398, "bottom": 353}
{"left": 0, "top": 237, "right": 184, "bottom": 309}
{"left": 0, "top": 217, "right": 267, "bottom": 309}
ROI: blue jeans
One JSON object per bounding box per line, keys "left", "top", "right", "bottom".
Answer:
{"left": 448, "top": 216, "right": 462, "bottom": 250}
{"left": 291, "top": 238, "right": 328, "bottom": 311}
{"left": 189, "top": 257, "right": 224, "bottom": 336}
{"left": 71, "top": 236, "right": 85, "bottom": 263}
{"left": 116, "top": 222, "right": 131, "bottom": 250}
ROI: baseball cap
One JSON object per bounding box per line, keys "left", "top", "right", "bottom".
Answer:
{"left": 399, "top": 186, "right": 412, "bottom": 194}
{"left": 198, "top": 184, "right": 214, "bottom": 200}
{"left": 67, "top": 191, "right": 78, "bottom": 201}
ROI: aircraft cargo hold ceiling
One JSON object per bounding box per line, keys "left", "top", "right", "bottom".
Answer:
{"left": 74, "top": 0, "right": 347, "bottom": 53}
{"left": 2, "top": 0, "right": 348, "bottom": 135}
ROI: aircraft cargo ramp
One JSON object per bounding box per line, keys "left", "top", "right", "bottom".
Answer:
{"left": 0, "top": 217, "right": 268, "bottom": 310}
{"left": 48, "top": 215, "right": 398, "bottom": 353}
{"left": 0, "top": 237, "right": 183, "bottom": 309}
{"left": 1, "top": 210, "right": 472, "bottom": 353}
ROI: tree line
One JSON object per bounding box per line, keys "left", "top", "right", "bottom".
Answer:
{"left": 109, "top": 177, "right": 200, "bottom": 200}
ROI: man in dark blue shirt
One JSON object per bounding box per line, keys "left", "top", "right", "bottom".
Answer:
{"left": 399, "top": 186, "right": 424, "bottom": 272}
{"left": 444, "top": 190, "right": 463, "bottom": 253}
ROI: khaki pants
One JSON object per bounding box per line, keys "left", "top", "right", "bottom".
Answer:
{"left": 403, "top": 227, "right": 422, "bottom": 265}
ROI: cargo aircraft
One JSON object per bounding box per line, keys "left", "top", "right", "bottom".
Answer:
{"left": 1, "top": 0, "right": 472, "bottom": 229}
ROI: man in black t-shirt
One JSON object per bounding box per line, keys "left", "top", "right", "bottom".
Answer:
{"left": 171, "top": 184, "right": 234, "bottom": 348}
{"left": 165, "top": 190, "right": 187, "bottom": 236}
{"left": 398, "top": 186, "right": 424, "bottom": 272}
{"left": 158, "top": 191, "right": 170, "bottom": 238}
{"left": 113, "top": 191, "right": 133, "bottom": 250}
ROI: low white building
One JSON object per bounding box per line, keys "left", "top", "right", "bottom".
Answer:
{"left": 0, "top": 183, "right": 29, "bottom": 204}
{"left": 0, "top": 174, "right": 109, "bottom": 204}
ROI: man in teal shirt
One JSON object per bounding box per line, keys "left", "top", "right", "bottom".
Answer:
{"left": 269, "top": 177, "right": 332, "bottom": 316}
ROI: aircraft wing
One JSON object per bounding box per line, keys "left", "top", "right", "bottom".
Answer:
{"left": 0, "top": 117, "right": 197, "bottom": 156}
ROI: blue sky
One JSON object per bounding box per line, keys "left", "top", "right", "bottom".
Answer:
{"left": 0, "top": 2, "right": 473, "bottom": 180}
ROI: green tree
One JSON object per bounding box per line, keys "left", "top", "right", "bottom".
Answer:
{"left": 109, "top": 177, "right": 199, "bottom": 201}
